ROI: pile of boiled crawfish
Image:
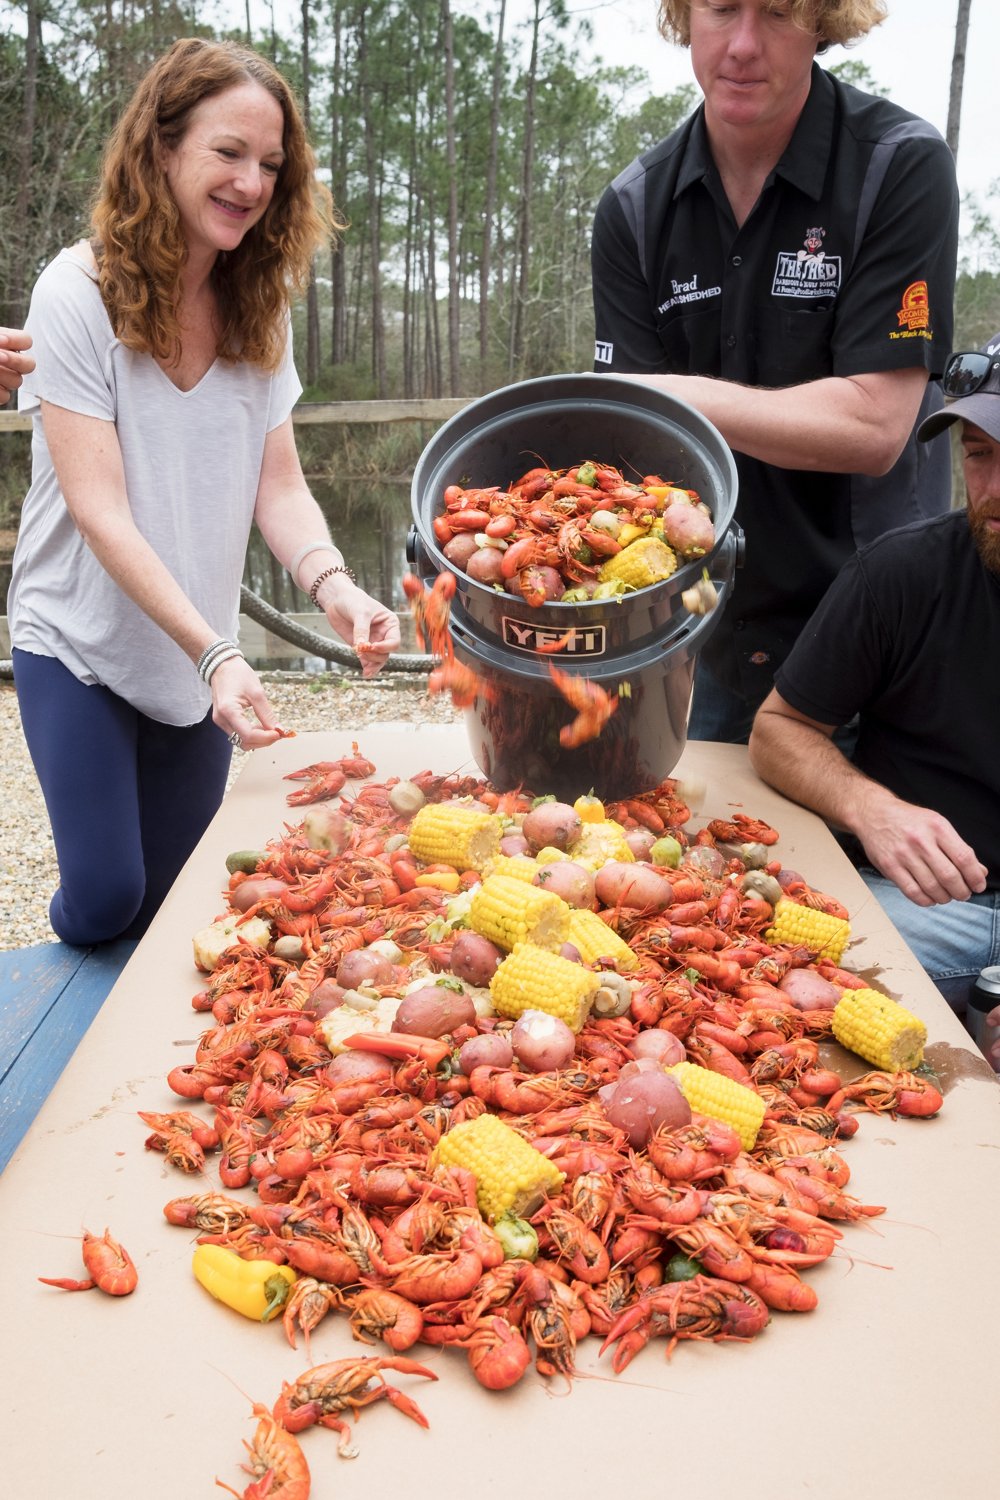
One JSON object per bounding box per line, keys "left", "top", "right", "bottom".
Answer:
{"left": 140, "top": 758, "right": 941, "bottom": 1498}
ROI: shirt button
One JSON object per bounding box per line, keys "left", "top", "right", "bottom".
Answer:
{"left": 726, "top": 334, "right": 737, "bottom": 348}
{"left": 732, "top": 255, "right": 742, "bottom": 266}
{"left": 734, "top": 619, "right": 745, "bottom": 631}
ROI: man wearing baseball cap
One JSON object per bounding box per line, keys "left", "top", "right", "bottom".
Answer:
{"left": 747, "top": 334, "right": 1000, "bottom": 1038}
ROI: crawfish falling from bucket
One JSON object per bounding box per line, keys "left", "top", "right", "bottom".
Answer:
{"left": 402, "top": 572, "right": 495, "bottom": 712}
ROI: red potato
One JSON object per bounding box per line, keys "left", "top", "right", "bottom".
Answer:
{"left": 443, "top": 532, "right": 481, "bottom": 570}
{"left": 659, "top": 500, "right": 715, "bottom": 560}
{"left": 325, "top": 1049, "right": 393, "bottom": 1083}
{"left": 521, "top": 801, "right": 583, "bottom": 853}
{"left": 500, "top": 832, "right": 530, "bottom": 857}
{"left": 308, "top": 979, "right": 347, "bottom": 1019}
{"left": 624, "top": 827, "right": 658, "bottom": 860}
{"left": 777, "top": 968, "right": 843, "bottom": 1011}
{"left": 302, "top": 805, "right": 354, "bottom": 855}
{"left": 229, "top": 876, "right": 290, "bottom": 913}
{"left": 533, "top": 859, "right": 596, "bottom": 909}
{"left": 466, "top": 547, "right": 507, "bottom": 586}
{"left": 458, "top": 1032, "right": 515, "bottom": 1074}
{"left": 393, "top": 986, "right": 477, "bottom": 1038}
{"left": 627, "top": 1029, "right": 686, "bottom": 1066}
{"left": 336, "top": 948, "right": 396, "bottom": 990}
{"left": 684, "top": 845, "right": 728, "bottom": 879}
{"left": 449, "top": 931, "right": 505, "bottom": 988}
{"left": 511, "top": 1010, "right": 576, "bottom": 1072}
{"left": 601, "top": 1070, "right": 691, "bottom": 1147}
{"left": 508, "top": 565, "right": 564, "bottom": 603}
{"left": 594, "top": 861, "right": 677, "bottom": 912}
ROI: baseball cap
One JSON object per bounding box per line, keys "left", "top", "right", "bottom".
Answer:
{"left": 918, "top": 332, "right": 1000, "bottom": 442}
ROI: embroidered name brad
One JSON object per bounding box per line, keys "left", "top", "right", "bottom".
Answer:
{"left": 657, "top": 273, "right": 721, "bottom": 315}
{"left": 771, "top": 248, "right": 842, "bottom": 300}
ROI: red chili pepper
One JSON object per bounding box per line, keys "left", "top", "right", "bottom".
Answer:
{"left": 341, "top": 1032, "right": 451, "bottom": 1068}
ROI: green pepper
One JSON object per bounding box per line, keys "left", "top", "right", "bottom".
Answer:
{"left": 192, "top": 1244, "right": 298, "bottom": 1322}
{"left": 494, "top": 1211, "right": 539, "bottom": 1262}
{"left": 666, "top": 1252, "right": 703, "bottom": 1282}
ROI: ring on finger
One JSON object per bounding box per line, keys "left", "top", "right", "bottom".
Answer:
{"left": 228, "top": 730, "right": 242, "bottom": 749}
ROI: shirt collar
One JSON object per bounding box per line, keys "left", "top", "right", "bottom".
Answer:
{"left": 674, "top": 62, "right": 835, "bottom": 205}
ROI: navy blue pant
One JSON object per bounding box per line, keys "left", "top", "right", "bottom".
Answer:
{"left": 13, "top": 649, "right": 232, "bottom": 945}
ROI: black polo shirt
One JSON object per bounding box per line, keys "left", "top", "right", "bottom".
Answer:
{"left": 592, "top": 64, "right": 959, "bottom": 704}
{"left": 774, "top": 512, "right": 1000, "bottom": 889}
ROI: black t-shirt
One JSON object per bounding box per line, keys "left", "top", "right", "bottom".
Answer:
{"left": 592, "top": 64, "right": 959, "bottom": 705}
{"left": 774, "top": 511, "right": 1000, "bottom": 887}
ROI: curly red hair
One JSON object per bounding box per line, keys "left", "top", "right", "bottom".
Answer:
{"left": 90, "top": 37, "right": 342, "bottom": 371}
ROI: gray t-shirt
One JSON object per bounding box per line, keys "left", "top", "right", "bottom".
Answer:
{"left": 9, "top": 248, "right": 302, "bottom": 724}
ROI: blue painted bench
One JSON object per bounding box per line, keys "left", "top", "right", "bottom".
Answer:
{"left": 0, "top": 940, "right": 136, "bottom": 1173}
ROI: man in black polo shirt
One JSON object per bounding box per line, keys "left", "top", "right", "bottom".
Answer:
{"left": 748, "top": 335, "right": 1000, "bottom": 1023}
{"left": 592, "top": 0, "right": 958, "bottom": 742}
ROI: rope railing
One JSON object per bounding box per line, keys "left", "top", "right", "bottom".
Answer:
{"left": 0, "top": 587, "right": 435, "bottom": 680}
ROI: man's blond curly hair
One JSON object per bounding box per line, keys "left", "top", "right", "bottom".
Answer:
{"left": 657, "top": 1, "right": 888, "bottom": 51}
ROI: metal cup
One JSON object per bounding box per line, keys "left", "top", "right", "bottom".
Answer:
{"left": 967, "top": 966, "right": 1000, "bottom": 1069}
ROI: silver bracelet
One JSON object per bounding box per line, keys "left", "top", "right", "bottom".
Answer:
{"left": 197, "top": 638, "right": 238, "bottom": 680}
{"left": 203, "top": 646, "right": 245, "bottom": 685}
{"left": 289, "top": 539, "right": 343, "bottom": 588}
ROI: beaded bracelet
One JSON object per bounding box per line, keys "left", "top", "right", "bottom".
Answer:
{"left": 197, "top": 638, "right": 238, "bottom": 681}
{"left": 309, "top": 565, "right": 357, "bottom": 607}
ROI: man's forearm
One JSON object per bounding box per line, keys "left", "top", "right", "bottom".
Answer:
{"left": 749, "top": 706, "right": 875, "bottom": 836}
{"left": 628, "top": 367, "right": 927, "bottom": 476}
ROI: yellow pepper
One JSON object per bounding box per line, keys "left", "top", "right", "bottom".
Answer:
{"left": 573, "top": 794, "right": 606, "bottom": 824}
{"left": 191, "top": 1244, "right": 297, "bottom": 1322}
{"left": 414, "top": 869, "right": 462, "bottom": 892}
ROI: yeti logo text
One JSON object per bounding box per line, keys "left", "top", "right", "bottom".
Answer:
{"left": 594, "top": 340, "right": 614, "bottom": 364}
{"left": 503, "top": 618, "right": 606, "bottom": 656}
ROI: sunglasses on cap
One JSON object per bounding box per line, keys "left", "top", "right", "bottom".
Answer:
{"left": 942, "top": 350, "right": 1000, "bottom": 400}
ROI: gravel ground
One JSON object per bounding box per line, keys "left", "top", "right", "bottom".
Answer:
{"left": 0, "top": 674, "right": 460, "bottom": 952}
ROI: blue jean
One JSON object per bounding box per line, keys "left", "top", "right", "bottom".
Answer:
{"left": 858, "top": 867, "right": 1000, "bottom": 1018}
{"left": 13, "top": 648, "right": 232, "bottom": 946}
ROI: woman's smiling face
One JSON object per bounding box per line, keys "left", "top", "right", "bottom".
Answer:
{"left": 159, "top": 80, "right": 285, "bottom": 266}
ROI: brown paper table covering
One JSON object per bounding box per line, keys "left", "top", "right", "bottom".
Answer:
{"left": 3, "top": 725, "right": 999, "bottom": 1497}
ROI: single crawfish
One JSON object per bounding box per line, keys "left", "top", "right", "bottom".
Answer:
{"left": 825, "top": 1069, "right": 943, "bottom": 1118}
{"left": 38, "top": 1227, "right": 138, "bottom": 1296}
{"left": 272, "top": 1356, "right": 438, "bottom": 1457}
{"left": 217, "top": 1401, "right": 310, "bottom": 1500}
{"left": 600, "top": 1274, "right": 769, "bottom": 1371}
{"left": 547, "top": 664, "right": 622, "bottom": 748}
{"left": 347, "top": 1289, "right": 425, "bottom": 1352}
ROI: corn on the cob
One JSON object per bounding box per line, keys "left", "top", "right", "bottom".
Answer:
{"left": 430, "top": 1114, "right": 565, "bottom": 1222}
{"left": 483, "top": 854, "right": 540, "bottom": 884}
{"left": 490, "top": 941, "right": 600, "bottom": 1032}
{"left": 569, "top": 820, "right": 636, "bottom": 870}
{"left": 566, "top": 908, "right": 639, "bottom": 971}
{"left": 764, "top": 897, "right": 850, "bottom": 962}
{"left": 468, "top": 875, "right": 570, "bottom": 951}
{"left": 598, "top": 537, "right": 677, "bottom": 589}
{"left": 667, "top": 1061, "right": 766, "bottom": 1151}
{"left": 831, "top": 987, "right": 927, "bottom": 1070}
{"left": 407, "top": 803, "right": 502, "bottom": 872}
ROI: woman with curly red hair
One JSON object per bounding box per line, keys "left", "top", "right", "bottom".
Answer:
{"left": 9, "top": 39, "right": 399, "bottom": 946}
